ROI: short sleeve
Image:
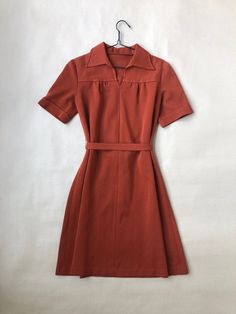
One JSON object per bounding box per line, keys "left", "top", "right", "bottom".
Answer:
{"left": 37, "top": 59, "right": 78, "bottom": 123}
{"left": 158, "top": 61, "right": 194, "bottom": 127}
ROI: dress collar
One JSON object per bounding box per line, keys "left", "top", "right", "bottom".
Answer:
{"left": 86, "top": 41, "right": 155, "bottom": 70}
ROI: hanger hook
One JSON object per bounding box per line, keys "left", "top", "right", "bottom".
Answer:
{"left": 115, "top": 20, "right": 132, "bottom": 45}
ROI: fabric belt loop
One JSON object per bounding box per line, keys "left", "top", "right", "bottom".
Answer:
{"left": 85, "top": 142, "right": 152, "bottom": 151}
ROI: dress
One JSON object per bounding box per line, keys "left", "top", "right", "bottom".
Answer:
{"left": 37, "top": 41, "right": 194, "bottom": 278}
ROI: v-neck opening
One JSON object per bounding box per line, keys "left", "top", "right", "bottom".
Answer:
{"left": 102, "top": 42, "right": 138, "bottom": 86}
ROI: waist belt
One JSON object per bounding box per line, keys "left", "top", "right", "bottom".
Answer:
{"left": 85, "top": 142, "right": 152, "bottom": 151}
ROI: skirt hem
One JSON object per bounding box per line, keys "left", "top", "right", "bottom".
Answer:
{"left": 55, "top": 267, "right": 189, "bottom": 278}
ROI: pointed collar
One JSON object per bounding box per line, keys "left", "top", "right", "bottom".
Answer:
{"left": 86, "top": 41, "right": 155, "bottom": 70}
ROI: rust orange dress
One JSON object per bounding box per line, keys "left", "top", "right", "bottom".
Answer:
{"left": 38, "top": 41, "right": 194, "bottom": 278}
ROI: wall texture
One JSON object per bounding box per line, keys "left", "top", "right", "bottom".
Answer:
{"left": 0, "top": 0, "right": 235, "bottom": 313}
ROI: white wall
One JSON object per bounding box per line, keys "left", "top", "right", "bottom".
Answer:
{"left": 0, "top": 0, "right": 235, "bottom": 313}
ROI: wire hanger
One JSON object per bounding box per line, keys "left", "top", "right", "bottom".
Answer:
{"left": 106, "top": 20, "right": 135, "bottom": 50}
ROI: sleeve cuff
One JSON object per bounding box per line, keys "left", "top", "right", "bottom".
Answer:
{"left": 159, "top": 106, "right": 194, "bottom": 127}
{"left": 38, "top": 97, "right": 72, "bottom": 124}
